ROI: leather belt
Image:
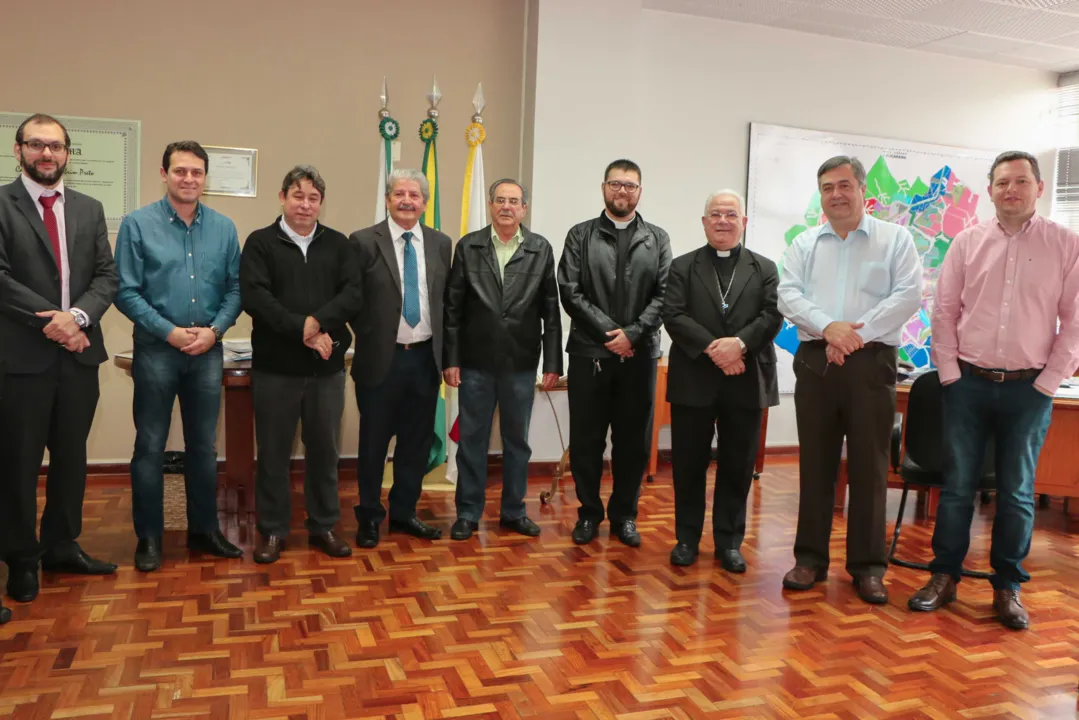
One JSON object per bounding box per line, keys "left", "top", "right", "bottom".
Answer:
{"left": 959, "top": 359, "right": 1040, "bottom": 383}
{"left": 396, "top": 339, "right": 432, "bottom": 350}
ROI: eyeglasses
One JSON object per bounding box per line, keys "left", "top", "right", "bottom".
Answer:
{"left": 492, "top": 197, "right": 522, "bottom": 206}
{"left": 709, "top": 211, "right": 741, "bottom": 220}
{"left": 605, "top": 181, "right": 640, "bottom": 193}
{"left": 20, "top": 139, "right": 68, "bottom": 154}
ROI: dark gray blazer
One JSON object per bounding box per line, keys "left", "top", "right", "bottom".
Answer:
{"left": 348, "top": 219, "right": 452, "bottom": 387}
{"left": 0, "top": 178, "right": 118, "bottom": 372}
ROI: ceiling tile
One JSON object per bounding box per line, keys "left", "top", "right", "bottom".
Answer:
{"left": 786, "top": 7, "right": 892, "bottom": 29}
{"left": 918, "top": 31, "right": 1031, "bottom": 51}
{"left": 979, "top": 9, "right": 1079, "bottom": 39}
{"left": 866, "top": 18, "right": 964, "bottom": 43}
{"left": 900, "top": 0, "right": 1037, "bottom": 29}
{"left": 989, "top": 0, "right": 1079, "bottom": 7}
{"left": 787, "top": 0, "right": 947, "bottom": 16}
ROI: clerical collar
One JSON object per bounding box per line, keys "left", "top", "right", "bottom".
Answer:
{"left": 604, "top": 210, "right": 635, "bottom": 230}
{"left": 715, "top": 244, "right": 741, "bottom": 258}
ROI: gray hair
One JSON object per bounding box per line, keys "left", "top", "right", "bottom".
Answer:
{"left": 488, "top": 178, "right": 529, "bottom": 205}
{"left": 703, "top": 189, "right": 746, "bottom": 216}
{"left": 817, "top": 155, "right": 866, "bottom": 186}
{"left": 281, "top": 165, "right": 326, "bottom": 199}
{"left": 386, "top": 168, "right": 430, "bottom": 203}
{"left": 989, "top": 150, "right": 1041, "bottom": 183}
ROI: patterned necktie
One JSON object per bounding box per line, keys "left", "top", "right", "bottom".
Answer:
{"left": 38, "top": 193, "right": 63, "bottom": 274}
{"left": 401, "top": 231, "right": 420, "bottom": 328}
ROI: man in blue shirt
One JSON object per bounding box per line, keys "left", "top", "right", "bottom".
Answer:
{"left": 115, "top": 141, "right": 243, "bottom": 572}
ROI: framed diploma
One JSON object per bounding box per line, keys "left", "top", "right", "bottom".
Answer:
{"left": 203, "top": 145, "right": 258, "bottom": 197}
{"left": 0, "top": 112, "right": 140, "bottom": 231}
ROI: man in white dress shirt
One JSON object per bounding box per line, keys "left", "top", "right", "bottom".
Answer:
{"left": 777, "top": 156, "right": 923, "bottom": 604}
{"left": 347, "top": 169, "right": 453, "bottom": 548}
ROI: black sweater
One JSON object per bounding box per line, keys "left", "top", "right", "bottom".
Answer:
{"left": 240, "top": 218, "right": 362, "bottom": 375}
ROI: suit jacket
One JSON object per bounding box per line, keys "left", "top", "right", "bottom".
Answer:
{"left": 662, "top": 245, "right": 781, "bottom": 409}
{"left": 443, "top": 225, "right": 563, "bottom": 375}
{"left": 0, "top": 179, "right": 118, "bottom": 373}
{"left": 348, "top": 219, "right": 452, "bottom": 387}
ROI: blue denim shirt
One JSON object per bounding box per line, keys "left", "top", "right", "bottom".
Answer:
{"left": 115, "top": 197, "right": 242, "bottom": 344}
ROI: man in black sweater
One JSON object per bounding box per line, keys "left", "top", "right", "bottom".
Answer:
{"left": 240, "top": 166, "right": 363, "bottom": 563}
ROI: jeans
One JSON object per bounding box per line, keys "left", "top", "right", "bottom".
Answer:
{"left": 929, "top": 369, "right": 1053, "bottom": 591}
{"left": 454, "top": 368, "right": 536, "bottom": 522}
{"left": 130, "top": 341, "right": 224, "bottom": 538}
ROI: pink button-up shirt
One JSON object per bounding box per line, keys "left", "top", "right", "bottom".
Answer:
{"left": 932, "top": 214, "right": 1079, "bottom": 394}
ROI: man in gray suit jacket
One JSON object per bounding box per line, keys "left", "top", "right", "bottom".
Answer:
{"left": 0, "top": 113, "right": 119, "bottom": 606}
{"left": 349, "top": 169, "right": 452, "bottom": 548}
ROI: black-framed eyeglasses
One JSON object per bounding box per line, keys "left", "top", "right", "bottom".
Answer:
{"left": 605, "top": 181, "right": 640, "bottom": 193}
{"left": 20, "top": 139, "right": 69, "bottom": 154}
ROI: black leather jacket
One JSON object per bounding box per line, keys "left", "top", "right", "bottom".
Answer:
{"left": 557, "top": 212, "right": 672, "bottom": 359}
{"left": 443, "top": 225, "right": 563, "bottom": 375}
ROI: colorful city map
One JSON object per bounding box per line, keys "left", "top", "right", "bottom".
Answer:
{"left": 776, "top": 156, "right": 982, "bottom": 370}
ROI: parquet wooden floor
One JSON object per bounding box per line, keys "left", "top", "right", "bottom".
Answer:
{"left": 2, "top": 459, "right": 1079, "bottom": 719}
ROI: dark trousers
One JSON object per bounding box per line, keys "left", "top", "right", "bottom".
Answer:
{"left": 252, "top": 370, "right": 346, "bottom": 536}
{"left": 930, "top": 369, "right": 1052, "bottom": 591}
{"left": 130, "top": 342, "right": 223, "bottom": 539}
{"left": 568, "top": 353, "right": 657, "bottom": 524}
{"left": 454, "top": 368, "right": 536, "bottom": 523}
{"left": 0, "top": 353, "right": 99, "bottom": 566}
{"left": 353, "top": 343, "right": 439, "bottom": 524}
{"left": 671, "top": 402, "right": 762, "bottom": 549}
{"left": 793, "top": 342, "right": 896, "bottom": 578}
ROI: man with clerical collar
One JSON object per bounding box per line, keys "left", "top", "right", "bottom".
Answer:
{"left": 778, "top": 155, "right": 923, "bottom": 604}
{"left": 348, "top": 169, "right": 453, "bottom": 547}
{"left": 557, "top": 159, "right": 672, "bottom": 547}
{"left": 662, "top": 190, "right": 781, "bottom": 569}
{"left": 442, "top": 178, "right": 562, "bottom": 540}
{"left": 240, "top": 166, "right": 363, "bottom": 563}
{"left": 908, "top": 151, "right": 1079, "bottom": 630}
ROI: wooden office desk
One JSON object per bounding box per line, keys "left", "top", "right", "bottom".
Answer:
{"left": 835, "top": 382, "right": 1079, "bottom": 517}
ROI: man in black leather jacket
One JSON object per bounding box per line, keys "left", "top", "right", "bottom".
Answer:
{"left": 443, "top": 179, "right": 562, "bottom": 540}
{"left": 557, "top": 159, "right": 672, "bottom": 546}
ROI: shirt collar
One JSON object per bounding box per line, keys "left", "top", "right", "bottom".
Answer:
{"left": 20, "top": 173, "right": 64, "bottom": 203}
{"left": 490, "top": 225, "right": 523, "bottom": 246}
{"left": 279, "top": 216, "right": 317, "bottom": 243}
{"left": 994, "top": 213, "right": 1040, "bottom": 236}
{"left": 388, "top": 216, "right": 423, "bottom": 243}
{"left": 820, "top": 212, "right": 870, "bottom": 240}
{"left": 159, "top": 196, "right": 202, "bottom": 226}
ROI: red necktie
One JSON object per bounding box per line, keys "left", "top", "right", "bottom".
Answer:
{"left": 38, "top": 193, "right": 63, "bottom": 274}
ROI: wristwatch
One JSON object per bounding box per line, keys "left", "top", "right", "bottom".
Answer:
{"left": 736, "top": 337, "right": 747, "bottom": 354}
{"left": 209, "top": 325, "right": 223, "bottom": 343}
{"left": 71, "top": 308, "right": 90, "bottom": 329}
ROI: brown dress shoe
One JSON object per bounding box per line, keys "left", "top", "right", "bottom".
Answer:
{"left": 782, "top": 565, "right": 827, "bottom": 590}
{"left": 254, "top": 535, "right": 285, "bottom": 564}
{"left": 309, "top": 531, "right": 352, "bottom": 558}
{"left": 907, "top": 573, "right": 957, "bottom": 612}
{"left": 993, "top": 589, "right": 1029, "bottom": 630}
{"left": 853, "top": 576, "right": 889, "bottom": 604}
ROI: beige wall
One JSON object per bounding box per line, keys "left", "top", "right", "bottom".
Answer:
{"left": 1, "top": 0, "right": 527, "bottom": 462}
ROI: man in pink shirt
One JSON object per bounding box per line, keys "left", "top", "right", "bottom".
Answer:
{"left": 908, "top": 151, "right": 1079, "bottom": 630}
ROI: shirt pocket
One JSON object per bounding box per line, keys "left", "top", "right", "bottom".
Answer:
{"left": 199, "top": 249, "right": 227, "bottom": 286}
{"left": 858, "top": 261, "right": 891, "bottom": 299}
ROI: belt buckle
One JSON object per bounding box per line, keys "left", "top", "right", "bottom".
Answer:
{"left": 989, "top": 370, "right": 1005, "bottom": 383}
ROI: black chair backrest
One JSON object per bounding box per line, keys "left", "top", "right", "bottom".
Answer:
{"left": 902, "top": 370, "right": 995, "bottom": 485}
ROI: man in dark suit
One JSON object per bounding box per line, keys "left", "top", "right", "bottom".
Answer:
{"left": 349, "top": 169, "right": 452, "bottom": 547}
{"left": 662, "top": 190, "right": 781, "bottom": 569}
{"left": 442, "top": 179, "right": 562, "bottom": 540}
{"left": 0, "top": 113, "right": 119, "bottom": 604}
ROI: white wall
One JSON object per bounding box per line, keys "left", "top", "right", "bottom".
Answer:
{"left": 522, "top": 0, "right": 1057, "bottom": 457}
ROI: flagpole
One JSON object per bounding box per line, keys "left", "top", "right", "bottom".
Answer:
{"left": 375, "top": 76, "right": 399, "bottom": 222}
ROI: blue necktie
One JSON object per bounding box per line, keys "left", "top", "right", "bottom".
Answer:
{"left": 401, "top": 231, "right": 420, "bottom": 328}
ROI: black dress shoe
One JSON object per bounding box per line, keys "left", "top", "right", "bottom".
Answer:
{"left": 389, "top": 516, "right": 442, "bottom": 540}
{"left": 41, "top": 547, "right": 117, "bottom": 575}
{"left": 134, "top": 537, "right": 163, "bottom": 573}
{"left": 0, "top": 602, "right": 10, "bottom": 624}
{"left": 356, "top": 520, "right": 380, "bottom": 548}
{"left": 309, "top": 531, "right": 352, "bottom": 558}
{"left": 6, "top": 566, "right": 38, "bottom": 603}
{"left": 254, "top": 535, "right": 286, "bottom": 564}
{"left": 670, "top": 543, "right": 699, "bottom": 566}
{"left": 612, "top": 519, "right": 641, "bottom": 547}
{"left": 716, "top": 548, "right": 747, "bottom": 573}
{"left": 500, "top": 516, "right": 541, "bottom": 537}
{"left": 450, "top": 518, "right": 479, "bottom": 541}
{"left": 187, "top": 530, "right": 243, "bottom": 559}
{"left": 571, "top": 519, "right": 598, "bottom": 545}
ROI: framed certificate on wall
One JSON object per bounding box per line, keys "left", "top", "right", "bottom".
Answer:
{"left": 203, "top": 145, "right": 257, "bottom": 197}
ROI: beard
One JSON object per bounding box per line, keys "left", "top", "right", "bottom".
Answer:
{"left": 604, "top": 195, "right": 638, "bottom": 219}
{"left": 22, "top": 156, "right": 67, "bottom": 186}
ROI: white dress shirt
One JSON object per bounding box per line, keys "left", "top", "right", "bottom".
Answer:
{"left": 21, "top": 174, "right": 87, "bottom": 324}
{"left": 778, "top": 213, "right": 923, "bottom": 345}
{"left": 279, "top": 217, "right": 316, "bottom": 258}
{"left": 387, "top": 217, "right": 432, "bottom": 343}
